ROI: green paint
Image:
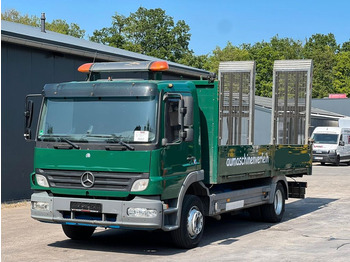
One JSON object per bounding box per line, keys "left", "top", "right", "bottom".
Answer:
{"left": 31, "top": 79, "right": 312, "bottom": 201}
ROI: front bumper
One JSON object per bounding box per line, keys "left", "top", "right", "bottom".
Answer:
{"left": 312, "top": 153, "right": 337, "bottom": 163}
{"left": 31, "top": 192, "right": 163, "bottom": 229}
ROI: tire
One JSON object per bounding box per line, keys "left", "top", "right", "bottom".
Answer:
{"left": 335, "top": 155, "right": 340, "bottom": 166}
{"left": 248, "top": 206, "right": 263, "bottom": 221}
{"left": 261, "top": 183, "right": 285, "bottom": 223}
{"left": 62, "top": 225, "right": 95, "bottom": 240}
{"left": 321, "top": 162, "right": 325, "bottom": 166}
{"left": 170, "top": 195, "right": 205, "bottom": 249}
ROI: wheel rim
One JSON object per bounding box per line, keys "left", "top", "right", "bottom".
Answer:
{"left": 187, "top": 206, "right": 203, "bottom": 239}
{"left": 274, "top": 189, "right": 283, "bottom": 215}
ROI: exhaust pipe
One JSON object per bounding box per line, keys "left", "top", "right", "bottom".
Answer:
{"left": 41, "top": 13, "right": 46, "bottom": 33}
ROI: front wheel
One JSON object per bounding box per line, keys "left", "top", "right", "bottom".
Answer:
{"left": 261, "top": 183, "right": 285, "bottom": 223}
{"left": 62, "top": 225, "right": 95, "bottom": 240}
{"left": 170, "top": 195, "right": 205, "bottom": 249}
{"left": 335, "top": 155, "right": 340, "bottom": 166}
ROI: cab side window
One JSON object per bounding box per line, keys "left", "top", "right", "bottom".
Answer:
{"left": 165, "top": 98, "right": 181, "bottom": 143}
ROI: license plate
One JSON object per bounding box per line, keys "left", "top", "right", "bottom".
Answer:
{"left": 314, "top": 157, "right": 323, "bottom": 160}
{"left": 70, "top": 202, "right": 102, "bottom": 213}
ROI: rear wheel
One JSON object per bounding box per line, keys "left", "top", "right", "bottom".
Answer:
{"left": 62, "top": 225, "right": 95, "bottom": 240}
{"left": 261, "top": 183, "right": 285, "bottom": 223}
{"left": 171, "top": 195, "right": 204, "bottom": 249}
{"left": 321, "top": 162, "right": 326, "bottom": 166}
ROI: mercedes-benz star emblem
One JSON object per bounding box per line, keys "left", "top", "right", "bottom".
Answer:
{"left": 81, "top": 172, "right": 95, "bottom": 188}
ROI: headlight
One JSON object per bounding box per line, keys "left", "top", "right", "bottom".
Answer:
{"left": 131, "top": 179, "right": 149, "bottom": 192}
{"left": 36, "top": 174, "right": 49, "bottom": 187}
{"left": 32, "top": 201, "right": 49, "bottom": 211}
{"left": 328, "top": 150, "right": 337, "bottom": 154}
{"left": 127, "top": 207, "right": 158, "bottom": 218}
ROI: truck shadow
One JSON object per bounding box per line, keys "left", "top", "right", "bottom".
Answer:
{"left": 48, "top": 197, "right": 337, "bottom": 255}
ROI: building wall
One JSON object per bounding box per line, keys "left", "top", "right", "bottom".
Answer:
{"left": 1, "top": 42, "right": 101, "bottom": 202}
{"left": 254, "top": 107, "right": 271, "bottom": 145}
{"left": 312, "top": 98, "right": 350, "bottom": 117}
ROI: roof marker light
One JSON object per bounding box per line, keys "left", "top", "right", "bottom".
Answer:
{"left": 77, "top": 61, "right": 169, "bottom": 74}
{"left": 78, "top": 63, "right": 93, "bottom": 73}
{"left": 149, "top": 61, "right": 169, "bottom": 72}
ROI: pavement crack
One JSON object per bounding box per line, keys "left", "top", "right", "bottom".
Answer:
{"left": 337, "top": 242, "right": 350, "bottom": 250}
{"left": 302, "top": 234, "right": 350, "bottom": 242}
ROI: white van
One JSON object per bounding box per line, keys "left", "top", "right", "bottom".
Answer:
{"left": 311, "top": 126, "right": 350, "bottom": 165}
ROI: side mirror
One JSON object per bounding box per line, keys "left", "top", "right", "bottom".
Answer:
{"left": 23, "top": 94, "right": 42, "bottom": 141}
{"left": 178, "top": 96, "right": 193, "bottom": 126}
{"left": 25, "top": 100, "right": 34, "bottom": 128}
{"left": 183, "top": 96, "right": 193, "bottom": 127}
{"left": 24, "top": 100, "right": 34, "bottom": 141}
{"left": 339, "top": 140, "right": 345, "bottom": 146}
{"left": 184, "top": 128, "right": 193, "bottom": 142}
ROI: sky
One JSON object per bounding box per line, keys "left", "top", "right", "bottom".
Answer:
{"left": 1, "top": 0, "right": 350, "bottom": 55}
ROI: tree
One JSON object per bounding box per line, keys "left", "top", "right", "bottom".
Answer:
{"left": 245, "top": 36, "right": 303, "bottom": 97}
{"left": 46, "top": 19, "right": 85, "bottom": 38}
{"left": 341, "top": 40, "right": 350, "bottom": 52}
{"left": 1, "top": 9, "right": 85, "bottom": 38}
{"left": 89, "top": 13, "right": 126, "bottom": 47}
{"left": 206, "top": 42, "right": 251, "bottom": 73}
{"left": 178, "top": 53, "right": 210, "bottom": 70}
{"left": 1, "top": 9, "right": 39, "bottom": 26}
{"left": 333, "top": 51, "right": 350, "bottom": 97}
{"left": 303, "top": 33, "right": 338, "bottom": 98}
{"left": 90, "top": 7, "right": 192, "bottom": 62}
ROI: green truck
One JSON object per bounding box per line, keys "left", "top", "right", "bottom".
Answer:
{"left": 25, "top": 60, "right": 312, "bottom": 248}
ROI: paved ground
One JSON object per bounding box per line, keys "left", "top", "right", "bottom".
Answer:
{"left": 2, "top": 164, "right": 350, "bottom": 262}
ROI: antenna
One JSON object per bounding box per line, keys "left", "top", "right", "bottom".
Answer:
{"left": 87, "top": 52, "right": 98, "bottom": 81}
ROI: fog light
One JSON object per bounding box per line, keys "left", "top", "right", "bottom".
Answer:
{"left": 36, "top": 174, "right": 49, "bottom": 187}
{"left": 127, "top": 207, "right": 157, "bottom": 218}
{"left": 32, "top": 201, "right": 49, "bottom": 211}
{"left": 131, "top": 179, "right": 149, "bottom": 192}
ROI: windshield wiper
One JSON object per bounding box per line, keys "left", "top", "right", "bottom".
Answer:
{"left": 107, "top": 138, "right": 135, "bottom": 151}
{"left": 118, "top": 140, "right": 135, "bottom": 151}
{"left": 59, "top": 137, "right": 80, "bottom": 149}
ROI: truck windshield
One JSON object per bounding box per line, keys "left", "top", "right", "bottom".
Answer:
{"left": 37, "top": 96, "right": 158, "bottom": 143}
{"left": 312, "top": 133, "right": 338, "bottom": 144}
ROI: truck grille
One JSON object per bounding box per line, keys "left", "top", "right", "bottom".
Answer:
{"left": 37, "top": 169, "right": 149, "bottom": 191}
{"left": 313, "top": 150, "right": 328, "bottom": 155}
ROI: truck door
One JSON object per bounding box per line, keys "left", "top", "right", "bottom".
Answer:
{"left": 161, "top": 94, "right": 196, "bottom": 198}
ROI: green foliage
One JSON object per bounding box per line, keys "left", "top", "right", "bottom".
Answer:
{"left": 303, "top": 34, "right": 338, "bottom": 98}
{"left": 206, "top": 34, "right": 348, "bottom": 98}
{"left": 1, "top": 9, "right": 85, "bottom": 38}
{"left": 207, "top": 42, "right": 250, "bottom": 73}
{"left": 2, "top": 9, "right": 40, "bottom": 26}
{"left": 333, "top": 51, "right": 350, "bottom": 97}
{"left": 341, "top": 40, "right": 350, "bottom": 52}
{"left": 89, "top": 13, "right": 127, "bottom": 47}
{"left": 243, "top": 36, "right": 303, "bottom": 96}
{"left": 178, "top": 53, "right": 210, "bottom": 71}
{"left": 3, "top": 8, "right": 350, "bottom": 98}
{"left": 90, "top": 7, "right": 192, "bottom": 62}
